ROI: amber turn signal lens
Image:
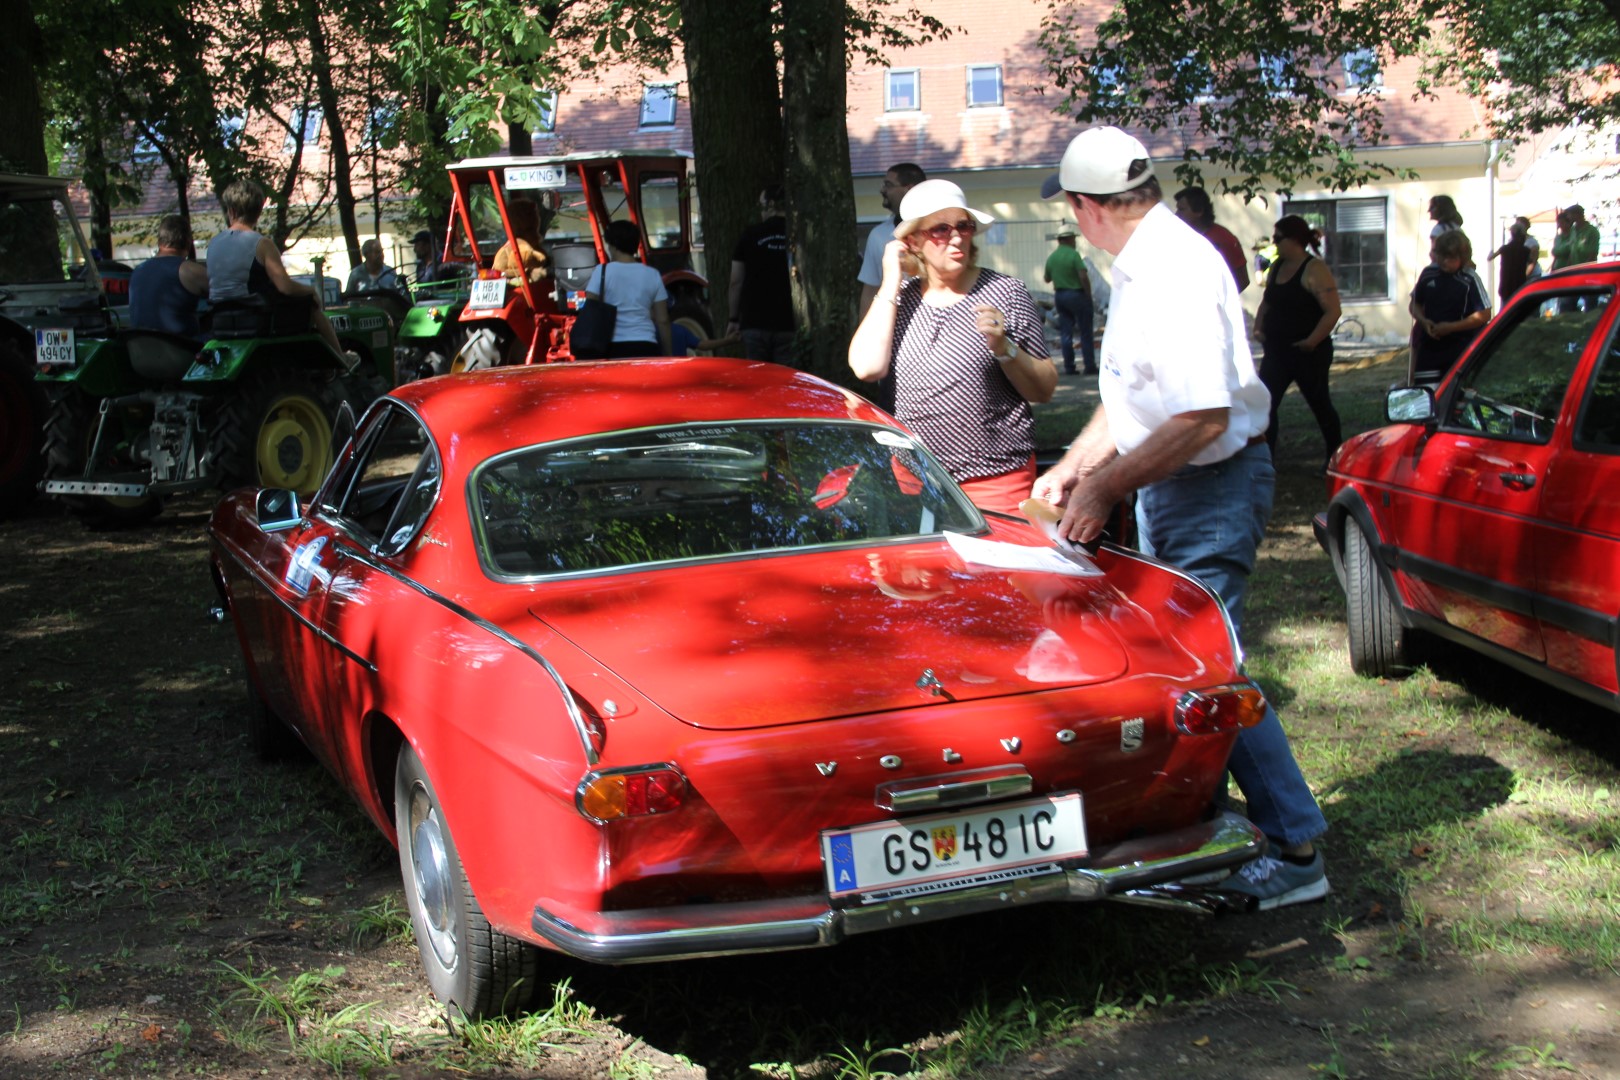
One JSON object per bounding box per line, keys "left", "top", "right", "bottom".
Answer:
{"left": 1174, "top": 683, "right": 1268, "bottom": 736}
{"left": 577, "top": 766, "right": 686, "bottom": 823}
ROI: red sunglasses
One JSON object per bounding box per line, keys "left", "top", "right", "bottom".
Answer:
{"left": 920, "top": 219, "right": 978, "bottom": 243}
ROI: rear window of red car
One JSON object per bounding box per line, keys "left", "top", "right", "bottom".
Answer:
{"left": 471, "top": 421, "right": 983, "bottom": 576}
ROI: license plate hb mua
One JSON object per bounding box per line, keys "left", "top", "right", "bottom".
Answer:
{"left": 821, "top": 793, "right": 1086, "bottom": 900}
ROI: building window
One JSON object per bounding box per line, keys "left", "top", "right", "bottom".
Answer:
{"left": 1092, "top": 63, "right": 1128, "bottom": 107}
{"left": 640, "top": 84, "right": 676, "bottom": 128}
{"left": 1283, "top": 196, "right": 1390, "bottom": 300}
{"left": 886, "top": 69, "right": 920, "bottom": 112}
{"left": 1259, "top": 54, "right": 1296, "bottom": 97}
{"left": 363, "top": 101, "right": 398, "bottom": 149}
{"left": 285, "top": 105, "right": 323, "bottom": 154}
{"left": 1343, "top": 49, "right": 1383, "bottom": 89}
{"left": 966, "top": 65, "right": 1003, "bottom": 108}
{"left": 1175, "top": 54, "right": 1214, "bottom": 100}
{"left": 219, "top": 112, "right": 245, "bottom": 149}
{"left": 535, "top": 89, "right": 559, "bottom": 135}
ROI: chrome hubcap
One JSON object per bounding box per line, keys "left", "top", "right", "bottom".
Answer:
{"left": 409, "top": 795, "right": 457, "bottom": 968}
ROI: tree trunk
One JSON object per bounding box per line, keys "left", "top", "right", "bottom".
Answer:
{"left": 781, "top": 0, "right": 858, "bottom": 383}
{"left": 0, "top": 0, "right": 60, "bottom": 280}
{"left": 82, "top": 135, "right": 115, "bottom": 260}
{"left": 300, "top": 0, "right": 360, "bottom": 264}
{"left": 677, "top": 0, "right": 783, "bottom": 335}
{"left": 509, "top": 124, "right": 532, "bottom": 156}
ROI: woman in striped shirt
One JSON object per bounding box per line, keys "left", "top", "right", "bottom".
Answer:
{"left": 849, "top": 180, "right": 1057, "bottom": 514}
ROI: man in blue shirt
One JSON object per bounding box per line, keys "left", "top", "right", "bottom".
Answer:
{"left": 128, "top": 215, "right": 208, "bottom": 340}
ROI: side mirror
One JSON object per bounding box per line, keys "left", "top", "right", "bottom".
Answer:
{"left": 1386, "top": 386, "right": 1434, "bottom": 424}
{"left": 255, "top": 489, "right": 301, "bottom": 532}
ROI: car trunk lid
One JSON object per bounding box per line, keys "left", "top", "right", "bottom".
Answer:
{"left": 528, "top": 542, "right": 1131, "bottom": 728}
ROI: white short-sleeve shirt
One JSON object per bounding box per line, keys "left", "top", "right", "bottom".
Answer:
{"left": 858, "top": 220, "right": 897, "bottom": 288}
{"left": 1097, "top": 204, "right": 1270, "bottom": 465}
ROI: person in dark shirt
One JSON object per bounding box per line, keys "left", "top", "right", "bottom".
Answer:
{"left": 128, "top": 214, "right": 208, "bottom": 340}
{"left": 727, "top": 185, "right": 796, "bottom": 365}
{"left": 1410, "top": 229, "right": 1491, "bottom": 384}
{"left": 411, "top": 229, "right": 441, "bottom": 284}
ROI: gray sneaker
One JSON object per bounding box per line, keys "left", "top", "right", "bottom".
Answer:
{"left": 1216, "top": 850, "right": 1330, "bottom": 910}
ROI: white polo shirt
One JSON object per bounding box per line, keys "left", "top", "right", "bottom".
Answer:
{"left": 858, "top": 219, "right": 897, "bottom": 288}
{"left": 1097, "top": 203, "right": 1270, "bottom": 465}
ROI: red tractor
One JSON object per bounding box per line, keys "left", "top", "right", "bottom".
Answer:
{"left": 444, "top": 150, "right": 711, "bottom": 367}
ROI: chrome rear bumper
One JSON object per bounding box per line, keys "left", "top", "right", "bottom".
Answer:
{"left": 531, "top": 811, "right": 1264, "bottom": 963}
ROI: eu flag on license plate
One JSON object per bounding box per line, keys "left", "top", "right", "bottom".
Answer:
{"left": 827, "top": 834, "right": 857, "bottom": 891}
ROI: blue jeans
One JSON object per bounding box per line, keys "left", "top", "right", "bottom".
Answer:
{"left": 1052, "top": 288, "right": 1095, "bottom": 372}
{"left": 1135, "top": 441, "right": 1328, "bottom": 848}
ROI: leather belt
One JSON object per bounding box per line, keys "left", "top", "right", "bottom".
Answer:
{"left": 1246, "top": 433, "right": 1267, "bottom": 448}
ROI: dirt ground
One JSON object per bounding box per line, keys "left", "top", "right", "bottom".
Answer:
{"left": 2, "top": 354, "right": 1618, "bottom": 1079}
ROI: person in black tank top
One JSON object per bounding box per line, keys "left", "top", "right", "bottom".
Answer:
{"left": 1255, "top": 215, "right": 1343, "bottom": 469}
{"left": 129, "top": 214, "right": 208, "bottom": 340}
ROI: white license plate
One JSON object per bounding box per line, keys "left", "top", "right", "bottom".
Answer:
{"left": 822, "top": 793, "right": 1085, "bottom": 899}
{"left": 35, "top": 327, "right": 75, "bottom": 366}
{"left": 504, "top": 164, "right": 566, "bottom": 190}
{"left": 468, "top": 278, "right": 507, "bottom": 310}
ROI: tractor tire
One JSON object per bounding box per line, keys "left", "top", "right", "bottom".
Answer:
{"left": 669, "top": 301, "right": 713, "bottom": 340}
{"left": 0, "top": 340, "right": 48, "bottom": 519}
{"left": 41, "top": 390, "right": 163, "bottom": 526}
{"left": 1344, "top": 519, "right": 1410, "bottom": 677}
{"left": 209, "top": 368, "right": 341, "bottom": 495}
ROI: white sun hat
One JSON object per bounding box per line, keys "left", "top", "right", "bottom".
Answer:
{"left": 895, "top": 180, "right": 996, "bottom": 238}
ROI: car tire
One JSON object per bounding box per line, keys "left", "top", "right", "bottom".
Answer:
{"left": 1344, "top": 519, "right": 1409, "bottom": 677}
{"left": 395, "top": 744, "right": 540, "bottom": 1019}
{"left": 42, "top": 389, "right": 164, "bottom": 525}
{"left": 0, "top": 340, "right": 48, "bottom": 519}
{"left": 244, "top": 676, "right": 302, "bottom": 761}
{"left": 209, "top": 368, "right": 340, "bottom": 495}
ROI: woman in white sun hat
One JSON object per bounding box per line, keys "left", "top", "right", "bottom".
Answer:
{"left": 849, "top": 179, "right": 1057, "bottom": 514}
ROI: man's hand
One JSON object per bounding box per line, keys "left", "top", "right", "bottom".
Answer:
{"left": 1056, "top": 473, "right": 1117, "bottom": 545}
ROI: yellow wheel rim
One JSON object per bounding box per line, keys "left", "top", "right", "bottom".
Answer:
{"left": 255, "top": 394, "right": 333, "bottom": 492}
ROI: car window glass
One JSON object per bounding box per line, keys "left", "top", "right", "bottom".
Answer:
{"left": 1443, "top": 291, "right": 1610, "bottom": 443}
{"left": 1575, "top": 310, "right": 1620, "bottom": 450}
{"left": 334, "top": 406, "right": 440, "bottom": 552}
{"left": 472, "top": 421, "right": 983, "bottom": 577}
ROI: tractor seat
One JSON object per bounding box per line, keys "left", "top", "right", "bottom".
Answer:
{"left": 123, "top": 329, "right": 200, "bottom": 380}
{"left": 549, "top": 243, "right": 601, "bottom": 308}
{"left": 205, "top": 295, "right": 315, "bottom": 339}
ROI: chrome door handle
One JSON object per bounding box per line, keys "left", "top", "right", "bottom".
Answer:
{"left": 1498, "top": 471, "right": 1536, "bottom": 489}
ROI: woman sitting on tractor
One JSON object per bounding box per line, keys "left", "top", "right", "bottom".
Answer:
{"left": 205, "top": 178, "right": 344, "bottom": 355}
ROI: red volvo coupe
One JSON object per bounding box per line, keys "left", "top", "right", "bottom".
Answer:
{"left": 1317, "top": 261, "right": 1619, "bottom": 705}
{"left": 209, "top": 358, "right": 1267, "bottom": 1018}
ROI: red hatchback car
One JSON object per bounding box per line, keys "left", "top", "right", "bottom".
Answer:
{"left": 1317, "top": 261, "right": 1619, "bottom": 704}
{"left": 210, "top": 358, "right": 1268, "bottom": 1019}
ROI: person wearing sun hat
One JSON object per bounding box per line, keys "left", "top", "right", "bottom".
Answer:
{"left": 1031, "top": 126, "right": 1330, "bottom": 912}
{"left": 848, "top": 179, "right": 1057, "bottom": 514}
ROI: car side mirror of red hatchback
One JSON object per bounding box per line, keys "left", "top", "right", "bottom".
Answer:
{"left": 1386, "top": 386, "right": 1434, "bottom": 425}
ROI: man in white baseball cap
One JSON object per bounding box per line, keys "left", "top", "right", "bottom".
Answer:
{"left": 1033, "top": 126, "right": 1330, "bottom": 912}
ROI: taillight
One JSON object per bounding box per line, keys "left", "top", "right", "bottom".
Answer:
{"left": 576, "top": 765, "right": 687, "bottom": 823}
{"left": 477, "top": 268, "right": 501, "bottom": 280}
{"left": 1174, "top": 682, "right": 1268, "bottom": 735}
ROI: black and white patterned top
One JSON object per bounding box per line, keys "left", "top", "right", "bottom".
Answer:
{"left": 890, "top": 268, "right": 1050, "bottom": 483}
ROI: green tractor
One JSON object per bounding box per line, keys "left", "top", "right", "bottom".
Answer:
{"left": 32, "top": 237, "right": 397, "bottom": 525}
{"left": 393, "top": 266, "right": 473, "bottom": 381}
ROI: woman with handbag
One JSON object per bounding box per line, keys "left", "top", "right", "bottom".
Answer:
{"left": 578, "top": 220, "right": 673, "bottom": 358}
{"left": 847, "top": 180, "right": 1056, "bottom": 514}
